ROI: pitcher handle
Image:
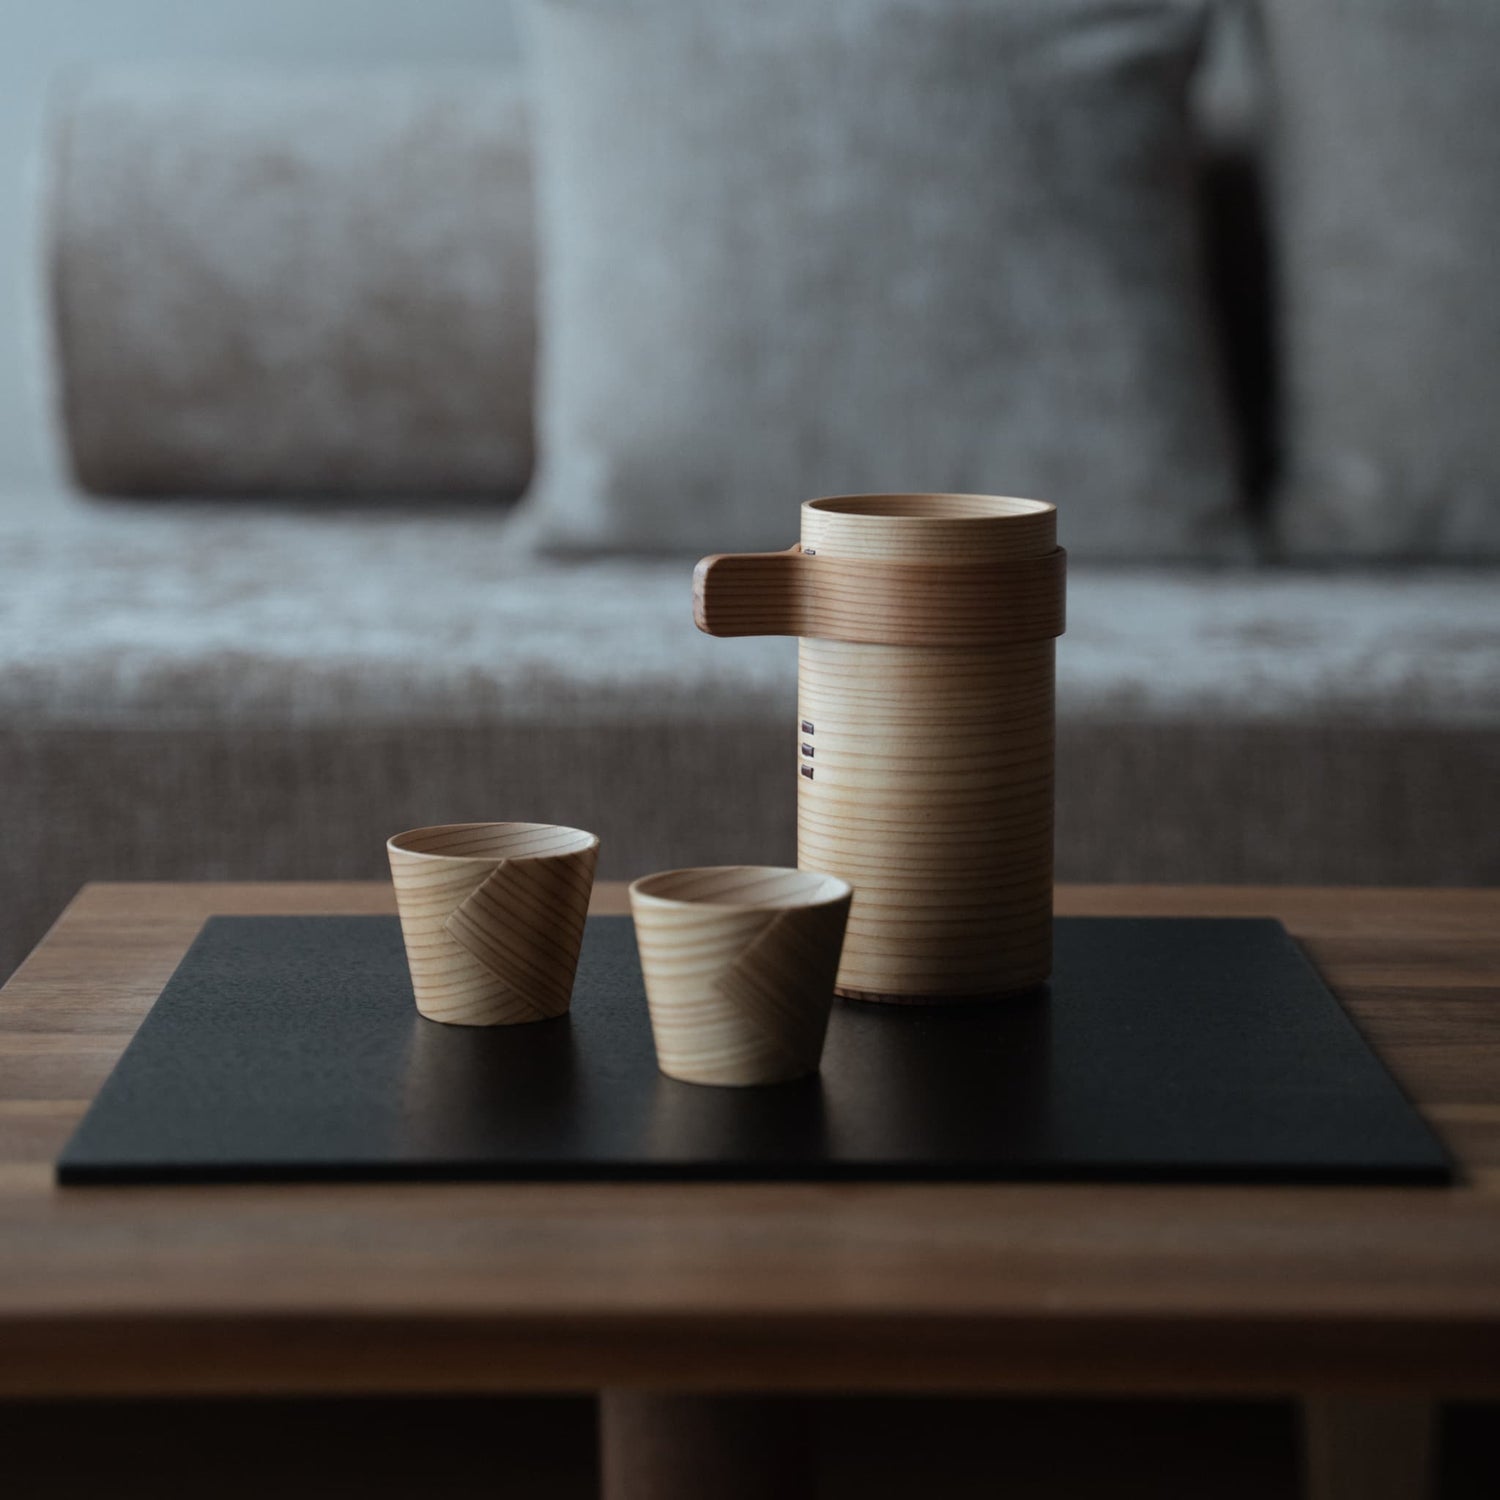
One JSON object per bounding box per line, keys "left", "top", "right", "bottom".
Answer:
{"left": 693, "top": 545, "right": 1066, "bottom": 646}
{"left": 692, "top": 545, "right": 811, "bottom": 638}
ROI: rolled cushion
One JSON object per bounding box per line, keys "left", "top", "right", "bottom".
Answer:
{"left": 50, "top": 70, "right": 535, "bottom": 498}
{"left": 515, "top": 0, "right": 1246, "bottom": 559}
{"left": 1263, "top": 0, "right": 1500, "bottom": 559}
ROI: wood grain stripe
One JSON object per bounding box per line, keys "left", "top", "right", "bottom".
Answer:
{"left": 716, "top": 903, "right": 849, "bottom": 1066}
{"left": 444, "top": 852, "right": 597, "bottom": 1022}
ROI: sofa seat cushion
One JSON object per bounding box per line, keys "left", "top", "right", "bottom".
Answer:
{"left": 1, "top": 489, "right": 1497, "bottom": 978}
{"left": 4, "top": 492, "right": 1496, "bottom": 733}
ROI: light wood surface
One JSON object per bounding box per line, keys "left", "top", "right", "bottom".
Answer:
{"left": 387, "top": 822, "right": 598, "bottom": 1025}
{"left": 701, "top": 493, "right": 1064, "bottom": 1001}
{"left": 630, "top": 866, "right": 851, "bottom": 1086}
{"left": 0, "top": 882, "right": 1498, "bottom": 1399}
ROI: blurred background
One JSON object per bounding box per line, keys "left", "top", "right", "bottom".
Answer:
{"left": 0, "top": 0, "right": 1496, "bottom": 1023}
{"left": 1, "top": 4, "right": 1498, "bottom": 1493}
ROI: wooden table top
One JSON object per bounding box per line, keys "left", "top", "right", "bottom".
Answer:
{"left": 2, "top": 882, "right": 1498, "bottom": 1400}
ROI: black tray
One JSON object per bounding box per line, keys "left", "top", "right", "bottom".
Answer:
{"left": 56, "top": 915, "right": 1450, "bottom": 1185}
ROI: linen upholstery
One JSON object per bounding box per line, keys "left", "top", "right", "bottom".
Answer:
{"left": 2, "top": 486, "right": 1496, "bottom": 980}
{"left": 1263, "top": 0, "right": 1500, "bottom": 559}
{"left": 50, "top": 71, "right": 536, "bottom": 498}
{"left": 515, "top": 0, "right": 1245, "bottom": 560}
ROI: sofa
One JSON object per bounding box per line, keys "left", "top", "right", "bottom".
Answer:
{"left": 2, "top": 0, "right": 1497, "bottom": 983}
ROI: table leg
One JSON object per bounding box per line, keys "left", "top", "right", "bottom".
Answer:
{"left": 1302, "top": 1396, "right": 1437, "bottom": 1500}
{"left": 600, "top": 1392, "right": 815, "bottom": 1500}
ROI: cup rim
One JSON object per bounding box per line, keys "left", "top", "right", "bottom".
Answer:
{"left": 804, "top": 492, "right": 1054, "bottom": 521}
{"left": 630, "top": 864, "right": 852, "bottom": 912}
{"left": 387, "top": 822, "right": 599, "bottom": 864}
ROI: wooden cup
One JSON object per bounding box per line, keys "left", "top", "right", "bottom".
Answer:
{"left": 629, "top": 866, "right": 853, "bottom": 1087}
{"left": 694, "top": 493, "right": 1065, "bottom": 1003}
{"left": 386, "top": 822, "right": 599, "bottom": 1026}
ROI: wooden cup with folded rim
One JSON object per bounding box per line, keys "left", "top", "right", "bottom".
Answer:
{"left": 630, "top": 865, "right": 853, "bottom": 1087}
{"left": 387, "top": 822, "right": 599, "bottom": 1026}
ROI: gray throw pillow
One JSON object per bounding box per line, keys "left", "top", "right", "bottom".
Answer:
{"left": 515, "top": 0, "right": 1245, "bottom": 559}
{"left": 1263, "top": 0, "right": 1500, "bottom": 560}
{"left": 52, "top": 71, "right": 535, "bottom": 499}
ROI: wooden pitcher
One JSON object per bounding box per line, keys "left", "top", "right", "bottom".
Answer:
{"left": 694, "top": 493, "right": 1065, "bottom": 1002}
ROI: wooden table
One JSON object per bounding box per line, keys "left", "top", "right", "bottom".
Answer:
{"left": 3, "top": 883, "right": 1498, "bottom": 1499}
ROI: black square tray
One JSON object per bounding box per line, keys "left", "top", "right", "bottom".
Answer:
{"left": 56, "top": 915, "right": 1450, "bottom": 1185}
